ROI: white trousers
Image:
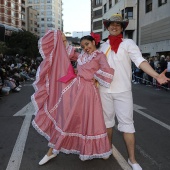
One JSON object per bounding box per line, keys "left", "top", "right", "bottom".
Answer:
{"left": 100, "top": 91, "right": 135, "bottom": 133}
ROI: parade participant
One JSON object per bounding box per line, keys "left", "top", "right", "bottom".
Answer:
{"left": 31, "top": 30, "right": 114, "bottom": 165}
{"left": 99, "top": 14, "right": 170, "bottom": 170}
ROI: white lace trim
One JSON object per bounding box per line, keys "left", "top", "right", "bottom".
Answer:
{"left": 77, "top": 50, "right": 102, "bottom": 65}
{"left": 48, "top": 78, "right": 77, "bottom": 113}
{"left": 32, "top": 120, "right": 50, "bottom": 140}
{"left": 33, "top": 30, "right": 56, "bottom": 92}
{"left": 48, "top": 144, "right": 112, "bottom": 161}
{"left": 38, "top": 30, "right": 50, "bottom": 60}
{"left": 66, "top": 44, "right": 73, "bottom": 56}
{"left": 31, "top": 95, "right": 39, "bottom": 115}
{"left": 32, "top": 30, "right": 57, "bottom": 115}
{"left": 94, "top": 74, "right": 110, "bottom": 88}
{"left": 96, "top": 69, "right": 113, "bottom": 79}
{"left": 32, "top": 105, "right": 108, "bottom": 140}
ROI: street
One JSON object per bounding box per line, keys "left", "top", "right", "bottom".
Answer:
{"left": 0, "top": 82, "right": 170, "bottom": 170}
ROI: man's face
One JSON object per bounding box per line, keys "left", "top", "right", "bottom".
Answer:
{"left": 108, "top": 22, "right": 123, "bottom": 36}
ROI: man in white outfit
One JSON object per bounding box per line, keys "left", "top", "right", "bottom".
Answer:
{"left": 99, "top": 14, "right": 170, "bottom": 170}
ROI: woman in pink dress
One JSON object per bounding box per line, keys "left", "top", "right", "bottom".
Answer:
{"left": 31, "top": 30, "right": 114, "bottom": 165}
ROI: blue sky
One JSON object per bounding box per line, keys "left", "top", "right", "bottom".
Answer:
{"left": 62, "top": 0, "right": 91, "bottom": 34}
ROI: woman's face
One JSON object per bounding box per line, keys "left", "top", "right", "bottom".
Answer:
{"left": 80, "top": 39, "right": 96, "bottom": 54}
{"left": 108, "top": 22, "right": 123, "bottom": 36}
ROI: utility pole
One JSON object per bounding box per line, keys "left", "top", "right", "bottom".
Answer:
{"left": 123, "top": 0, "right": 126, "bottom": 38}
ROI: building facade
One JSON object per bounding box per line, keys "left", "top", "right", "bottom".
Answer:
{"left": 91, "top": 0, "right": 138, "bottom": 42}
{"left": 138, "top": 0, "right": 170, "bottom": 57}
{"left": 91, "top": 0, "right": 170, "bottom": 57}
{"left": 0, "top": 0, "right": 22, "bottom": 29}
{"left": 91, "top": 0, "right": 103, "bottom": 39}
{"left": 26, "top": 0, "right": 63, "bottom": 37}
{"left": 27, "top": 6, "right": 39, "bottom": 36}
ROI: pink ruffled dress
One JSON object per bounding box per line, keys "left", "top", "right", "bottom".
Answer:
{"left": 31, "top": 30, "right": 114, "bottom": 161}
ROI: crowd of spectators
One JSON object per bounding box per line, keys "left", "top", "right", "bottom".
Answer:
{"left": 0, "top": 53, "right": 42, "bottom": 100}
{"left": 1, "top": 53, "right": 169, "bottom": 100}
{"left": 132, "top": 55, "right": 170, "bottom": 90}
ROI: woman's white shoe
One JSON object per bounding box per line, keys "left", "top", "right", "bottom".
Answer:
{"left": 103, "top": 156, "right": 110, "bottom": 160}
{"left": 39, "top": 154, "right": 56, "bottom": 165}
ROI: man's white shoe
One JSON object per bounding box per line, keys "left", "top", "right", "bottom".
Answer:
{"left": 128, "top": 159, "right": 142, "bottom": 170}
{"left": 39, "top": 154, "right": 56, "bottom": 165}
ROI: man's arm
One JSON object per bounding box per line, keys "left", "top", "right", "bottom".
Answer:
{"left": 139, "top": 61, "right": 170, "bottom": 84}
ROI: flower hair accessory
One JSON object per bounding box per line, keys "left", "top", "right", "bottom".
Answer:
{"left": 90, "top": 32, "right": 100, "bottom": 45}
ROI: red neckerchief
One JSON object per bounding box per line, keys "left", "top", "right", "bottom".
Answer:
{"left": 108, "top": 34, "right": 123, "bottom": 53}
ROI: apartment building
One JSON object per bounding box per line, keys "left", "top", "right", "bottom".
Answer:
{"left": 0, "top": 0, "right": 22, "bottom": 29}
{"left": 91, "top": 0, "right": 103, "bottom": 39}
{"left": 138, "top": 0, "right": 170, "bottom": 56}
{"left": 27, "top": 6, "right": 39, "bottom": 36}
{"left": 26, "top": 0, "right": 63, "bottom": 37}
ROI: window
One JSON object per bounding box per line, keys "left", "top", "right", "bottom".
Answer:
{"left": 93, "top": 20, "right": 102, "bottom": 30}
{"left": 146, "top": 0, "right": 152, "bottom": 13}
{"left": 12, "top": 19, "right": 15, "bottom": 25}
{"left": 28, "top": 0, "right": 33, "bottom": 3}
{"left": 94, "top": 9, "right": 102, "bottom": 17}
{"left": 11, "top": 3, "right": 15, "bottom": 8}
{"left": 122, "top": 7, "right": 133, "bottom": 19}
{"left": 104, "top": 4, "right": 107, "bottom": 13}
{"left": 47, "top": 11, "right": 52, "bottom": 15}
{"left": 95, "top": 0, "right": 102, "bottom": 6}
{"left": 34, "top": 0, "right": 40, "bottom": 4}
{"left": 47, "top": 5, "right": 52, "bottom": 9}
{"left": 11, "top": 11, "right": 15, "bottom": 17}
{"left": 47, "top": 18, "right": 52, "bottom": 21}
{"left": 34, "top": 0, "right": 40, "bottom": 3}
{"left": 34, "top": 5, "right": 39, "bottom": 9}
{"left": 109, "top": 0, "right": 112, "bottom": 9}
{"left": 115, "top": 0, "right": 118, "bottom": 4}
{"left": 126, "top": 30, "right": 133, "bottom": 39}
{"left": 47, "top": 24, "right": 53, "bottom": 27}
{"left": 5, "top": 9, "right": 8, "bottom": 14}
{"left": 158, "top": 0, "right": 167, "bottom": 6}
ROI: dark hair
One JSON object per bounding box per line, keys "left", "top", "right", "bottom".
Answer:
{"left": 80, "top": 35, "right": 100, "bottom": 49}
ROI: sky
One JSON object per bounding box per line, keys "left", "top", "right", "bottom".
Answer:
{"left": 62, "top": 0, "right": 91, "bottom": 36}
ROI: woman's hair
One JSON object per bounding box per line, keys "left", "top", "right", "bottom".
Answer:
{"left": 80, "top": 35, "right": 100, "bottom": 49}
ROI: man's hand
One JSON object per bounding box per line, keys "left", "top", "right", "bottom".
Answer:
{"left": 156, "top": 69, "right": 170, "bottom": 85}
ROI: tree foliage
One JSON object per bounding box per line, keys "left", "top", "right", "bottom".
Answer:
{"left": 6, "top": 30, "right": 39, "bottom": 58}
{"left": 0, "top": 42, "right": 8, "bottom": 54}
